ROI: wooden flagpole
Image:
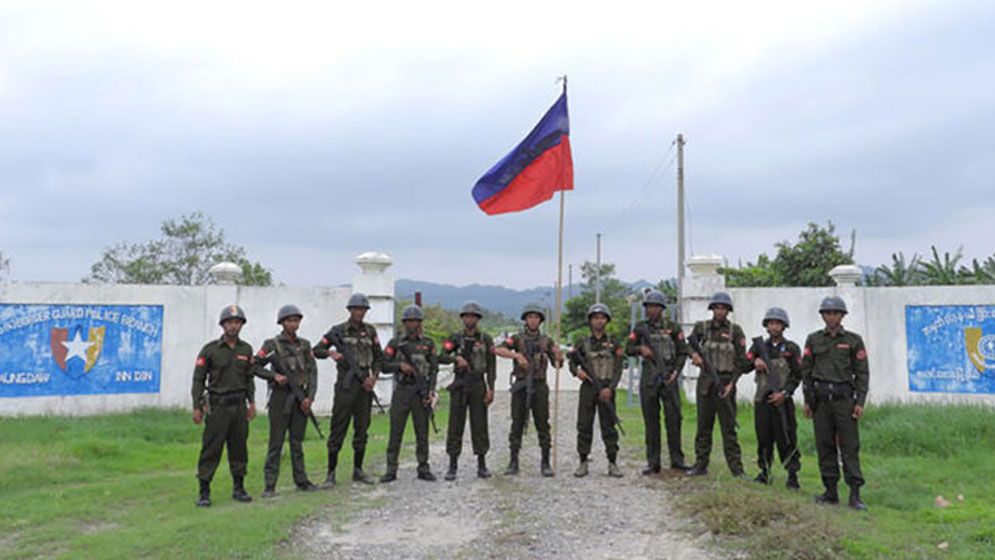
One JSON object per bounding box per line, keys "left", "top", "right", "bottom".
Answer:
{"left": 552, "top": 74, "right": 568, "bottom": 474}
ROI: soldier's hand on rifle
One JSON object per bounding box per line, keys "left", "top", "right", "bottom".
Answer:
{"left": 423, "top": 391, "right": 437, "bottom": 406}
{"left": 362, "top": 375, "right": 377, "bottom": 392}
{"left": 399, "top": 362, "right": 416, "bottom": 376}
{"left": 803, "top": 403, "right": 813, "bottom": 418}
{"left": 454, "top": 356, "right": 470, "bottom": 370}
{"left": 666, "top": 371, "right": 679, "bottom": 385}
{"left": 639, "top": 345, "right": 654, "bottom": 359}
{"left": 274, "top": 373, "right": 288, "bottom": 386}
{"left": 753, "top": 358, "right": 767, "bottom": 372}
{"left": 484, "top": 389, "right": 494, "bottom": 406}
{"left": 514, "top": 353, "right": 529, "bottom": 368}
{"left": 599, "top": 387, "right": 612, "bottom": 402}
{"left": 852, "top": 404, "right": 864, "bottom": 420}
{"left": 690, "top": 352, "right": 703, "bottom": 367}
{"left": 576, "top": 368, "right": 590, "bottom": 382}
{"left": 330, "top": 350, "right": 344, "bottom": 362}
{"left": 246, "top": 402, "right": 256, "bottom": 420}
{"left": 300, "top": 398, "right": 313, "bottom": 413}
{"left": 719, "top": 382, "right": 733, "bottom": 399}
{"left": 767, "top": 391, "right": 785, "bottom": 405}
{"left": 192, "top": 407, "right": 204, "bottom": 424}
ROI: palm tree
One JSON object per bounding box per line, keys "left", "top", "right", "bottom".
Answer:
{"left": 918, "top": 246, "right": 966, "bottom": 285}
{"left": 966, "top": 255, "right": 995, "bottom": 284}
{"left": 874, "top": 252, "right": 922, "bottom": 286}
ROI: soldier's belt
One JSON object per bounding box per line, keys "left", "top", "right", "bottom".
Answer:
{"left": 209, "top": 392, "right": 246, "bottom": 406}
{"left": 813, "top": 380, "right": 854, "bottom": 401}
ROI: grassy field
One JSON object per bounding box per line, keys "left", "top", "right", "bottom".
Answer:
{"left": 0, "top": 396, "right": 450, "bottom": 560}
{"left": 613, "top": 391, "right": 995, "bottom": 560}
{"left": 2, "top": 391, "right": 993, "bottom": 559}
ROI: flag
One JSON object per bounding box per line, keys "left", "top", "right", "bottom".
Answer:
{"left": 471, "top": 91, "right": 573, "bottom": 215}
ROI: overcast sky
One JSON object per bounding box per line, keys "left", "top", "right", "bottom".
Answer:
{"left": 1, "top": 0, "right": 993, "bottom": 289}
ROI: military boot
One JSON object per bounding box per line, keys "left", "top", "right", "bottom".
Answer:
{"left": 196, "top": 479, "right": 211, "bottom": 507}
{"left": 786, "top": 471, "right": 800, "bottom": 490}
{"left": 504, "top": 450, "right": 520, "bottom": 476}
{"left": 686, "top": 464, "right": 708, "bottom": 477}
{"left": 322, "top": 454, "right": 337, "bottom": 489}
{"left": 352, "top": 450, "right": 374, "bottom": 484}
{"left": 477, "top": 454, "right": 492, "bottom": 479}
{"left": 297, "top": 480, "right": 319, "bottom": 492}
{"left": 231, "top": 476, "right": 252, "bottom": 502}
{"left": 379, "top": 468, "right": 398, "bottom": 483}
{"left": 573, "top": 457, "right": 589, "bottom": 478}
{"left": 444, "top": 455, "right": 458, "bottom": 481}
{"left": 815, "top": 484, "right": 840, "bottom": 505}
{"left": 754, "top": 469, "right": 770, "bottom": 485}
{"left": 540, "top": 448, "right": 554, "bottom": 478}
{"left": 848, "top": 486, "right": 868, "bottom": 512}
{"left": 417, "top": 463, "right": 437, "bottom": 482}
{"left": 607, "top": 460, "right": 623, "bottom": 478}
{"left": 642, "top": 463, "right": 662, "bottom": 476}
{"left": 261, "top": 485, "right": 277, "bottom": 498}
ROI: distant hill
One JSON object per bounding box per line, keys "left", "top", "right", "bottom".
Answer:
{"left": 395, "top": 278, "right": 659, "bottom": 319}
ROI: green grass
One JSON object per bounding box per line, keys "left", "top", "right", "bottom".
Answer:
{"left": 613, "top": 390, "right": 995, "bottom": 560}
{"left": 0, "top": 395, "right": 451, "bottom": 560}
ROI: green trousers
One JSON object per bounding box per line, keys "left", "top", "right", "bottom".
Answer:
{"left": 264, "top": 388, "right": 309, "bottom": 487}
{"left": 446, "top": 380, "right": 490, "bottom": 457}
{"left": 576, "top": 381, "right": 619, "bottom": 460}
{"left": 693, "top": 382, "right": 743, "bottom": 474}
{"left": 508, "top": 379, "right": 551, "bottom": 451}
{"left": 812, "top": 397, "right": 864, "bottom": 488}
{"left": 385, "top": 382, "right": 431, "bottom": 472}
{"left": 197, "top": 400, "right": 248, "bottom": 482}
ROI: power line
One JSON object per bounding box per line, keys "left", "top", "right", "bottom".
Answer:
{"left": 602, "top": 141, "right": 677, "bottom": 234}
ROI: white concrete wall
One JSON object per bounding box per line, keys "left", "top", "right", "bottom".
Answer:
{"left": 0, "top": 254, "right": 394, "bottom": 416}
{"left": 677, "top": 258, "right": 995, "bottom": 406}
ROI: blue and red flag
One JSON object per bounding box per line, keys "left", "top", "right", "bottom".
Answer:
{"left": 472, "top": 91, "right": 573, "bottom": 215}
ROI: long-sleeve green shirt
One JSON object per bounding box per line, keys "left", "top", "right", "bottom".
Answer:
{"left": 191, "top": 336, "right": 256, "bottom": 408}
{"left": 800, "top": 327, "right": 870, "bottom": 406}
{"left": 438, "top": 329, "right": 496, "bottom": 389}
{"left": 255, "top": 332, "right": 318, "bottom": 400}
{"left": 382, "top": 333, "right": 438, "bottom": 389}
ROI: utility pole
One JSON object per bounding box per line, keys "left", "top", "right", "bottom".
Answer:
{"left": 676, "top": 134, "right": 686, "bottom": 325}
{"left": 568, "top": 264, "right": 573, "bottom": 300}
{"left": 595, "top": 233, "right": 602, "bottom": 304}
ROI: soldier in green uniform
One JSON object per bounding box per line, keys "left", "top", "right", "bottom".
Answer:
{"left": 494, "top": 304, "right": 564, "bottom": 477}
{"left": 313, "top": 293, "right": 384, "bottom": 487}
{"left": 746, "top": 307, "right": 802, "bottom": 489}
{"left": 255, "top": 304, "right": 320, "bottom": 497}
{"left": 687, "top": 292, "right": 751, "bottom": 477}
{"left": 439, "top": 301, "right": 497, "bottom": 480}
{"left": 801, "top": 296, "right": 869, "bottom": 511}
{"left": 569, "top": 303, "right": 624, "bottom": 478}
{"left": 379, "top": 305, "right": 439, "bottom": 482}
{"left": 626, "top": 290, "right": 690, "bottom": 474}
{"left": 191, "top": 305, "right": 257, "bottom": 507}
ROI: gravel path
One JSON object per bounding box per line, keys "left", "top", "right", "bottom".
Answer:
{"left": 287, "top": 390, "right": 721, "bottom": 560}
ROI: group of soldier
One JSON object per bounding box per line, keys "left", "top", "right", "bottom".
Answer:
{"left": 191, "top": 289, "right": 869, "bottom": 512}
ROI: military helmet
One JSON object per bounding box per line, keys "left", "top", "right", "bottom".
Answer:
{"left": 819, "top": 296, "right": 848, "bottom": 314}
{"left": 277, "top": 304, "right": 303, "bottom": 324}
{"left": 642, "top": 290, "right": 667, "bottom": 308}
{"left": 708, "top": 291, "right": 734, "bottom": 311}
{"left": 219, "top": 304, "right": 247, "bottom": 325}
{"left": 762, "top": 307, "right": 790, "bottom": 328}
{"left": 520, "top": 304, "right": 546, "bottom": 322}
{"left": 347, "top": 293, "right": 371, "bottom": 309}
{"left": 401, "top": 304, "right": 424, "bottom": 321}
{"left": 587, "top": 303, "right": 612, "bottom": 322}
{"left": 459, "top": 300, "right": 484, "bottom": 318}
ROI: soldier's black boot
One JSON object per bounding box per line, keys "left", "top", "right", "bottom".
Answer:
{"left": 814, "top": 484, "right": 840, "bottom": 505}
{"left": 573, "top": 456, "right": 589, "bottom": 478}
{"left": 379, "top": 468, "right": 398, "bottom": 483}
{"left": 754, "top": 469, "right": 770, "bottom": 485}
{"left": 297, "top": 480, "right": 319, "bottom": 492}
{"left": 686, "top": 464, "right": 708, "bottom": 477}
{"left": 477, "top": 454, "right": 492, "bottom": 479}
{"left": 848, "top": 486, "right": 868, "bottom": 512}
{"left": 444, "top": 455, "right": 458, "bottom": 481}
{"left": 231, "top": 476, "right": 252, "bottom": 502}
{"left": 786, "top": 471, "right": 800, "bottom": 490}
{"left": 642, "top": 463, "right": 662, "bottom": 476}
{"left": 261, "top": 485, "right": 277, "bottom": 498}
{"left": 540, "top": 448, "right": 554, "bottom": 478}
{"left": 417, "top": 463, "right": 437, "bottom": 482}
{"left": 322, "top": 454, "right": 337, "bottom": 489}
{"left": 504, "top": 450, "right": 520, "bottom": 476}
{"left": 352, "top": 450, "right": 374, "bottom": 484}
{"left": 670, "top": 460, "right": 691, "bottom": 471}
{"left": 196, "top": 479, "right": 211, "bottom": 507}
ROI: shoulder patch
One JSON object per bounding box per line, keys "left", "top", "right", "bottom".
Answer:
{"left": 628, "top": 331, "right": 638, "bottom": 341}
{"left": 804, "top": 347, "right": 812, "bottom": 356}
{"left": 385, "top": 345, "right": 396, "bottom": 357}
{"left": 443, "top": 340, "right": 455, "bottom": 351}
{"left": 856, "top": 349, "right": 867, "bottom": 360}
{"left": 257, "top": 349, "right": 267, "bottom": 358}
{"left": 677, "top": 331, "right": 685, "bottom": 340}
{"left": 196, "top": 356, "right": 206, "bottom": 367}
